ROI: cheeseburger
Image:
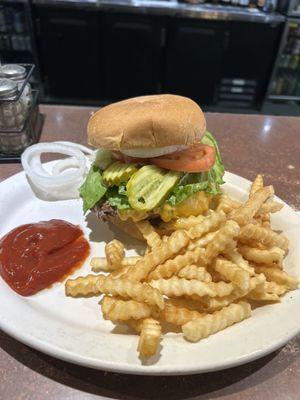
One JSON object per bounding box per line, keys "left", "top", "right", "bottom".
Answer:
{"left": 80, "top": 94, "right": 225, "bottom": 239}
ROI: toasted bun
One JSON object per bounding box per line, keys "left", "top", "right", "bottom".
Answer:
{"left": 88, "top": 94, "right": 206, "bottom": 151}
{"left": 105, "top": 215, "right": 145, "bottom": 241}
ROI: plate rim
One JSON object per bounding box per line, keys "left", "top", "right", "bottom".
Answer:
{"left": 0, "top": 166, "right": 300, "bottom": 376}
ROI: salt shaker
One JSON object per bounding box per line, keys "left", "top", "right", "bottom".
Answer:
{"left": 0, "top": 78, "right": 31, "bottom": 154}
{"left": 0, "top": 78, "right": 26, "bottom": 129}
{"left": 0, "top": 64, "right": 32, "bottom": 110}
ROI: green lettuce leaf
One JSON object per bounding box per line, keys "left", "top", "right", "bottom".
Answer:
{"left": 166, "top": 132, "right": 225, "bottom": 205}
{"left": 106, "top": 184, "right": 131, "bottom": 210}
{"left": 201, "top": 131, "right": 225, "bottom": 185}
{"left": 79, "top": 165, "right": 107, "bottom": 213}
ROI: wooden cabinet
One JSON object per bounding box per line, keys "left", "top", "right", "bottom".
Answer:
{"left": 164, "top": 19, "right": 228, "bottom": 105}
{"left": 102, "top": 13, "right": 164, "bottom": 101}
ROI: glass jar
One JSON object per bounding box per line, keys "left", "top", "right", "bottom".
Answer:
{"left": 0, "top": 64, "right": 32, "bottom": 110}
{"left": 0, "top": 78, "right": 26, "bottom": 129}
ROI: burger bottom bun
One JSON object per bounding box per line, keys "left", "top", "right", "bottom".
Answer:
{"left": 105, "top": 215, "right": 145, "bottom": 242}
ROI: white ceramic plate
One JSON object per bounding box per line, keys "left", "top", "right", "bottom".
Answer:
{"left": 0, "top": 166, "right": 300, "bottom": 376}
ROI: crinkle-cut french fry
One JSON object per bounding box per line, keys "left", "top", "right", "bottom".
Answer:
{"left": 65, "top": 275, "right": 164, "bottom": 309}
{"left": 101, "top": 296, "right": 153, "bottom": 321}
{"left": 225, "top": 248, "right": 256, "bottom": 276}
{"left": 238, "top": 223, "right": 289, "bottom": 251}
{"left": 122, "top": 256, "right": 143, "bottom": 266}
{"left": 213, "top": 258, "right": 250, "bottom": 291}
{"left": 254, "top": 265, "right": 299, "bottom": 290}
{"left": 148, "top": 247, "right": 206, "bottom": 280}
{"left": 182, "top": 301, "right": 251, "bottom": 342}
{"left": 136, "top": 220, "right": 162, "bottom": 250}
{"left": 160, "top": 215, "right": 205, "bottom": 233}
{"left": 149, "top": 277, "right": 233, "bottom": 298}
{"left": 216, "top": 193, "right": 241, "bottom": 214}
{"left": 264, "top": 281, "right": 288, "bottom": 296}
{"left": 90, "top": 257, "right": 111, "bottom": 272}
{"left": 238, "top": 244, "right": 284, "bottom": 266}
{"left": 178, "top": 265, "right": 212, "bottom": 282}
{"left": 124, "top": 230, "right": 189, "bottom": 282}
{"left": 137, "top": 318, "right": 162, "bottom": 357}
{"left": 187, "top": 211, "right": 226, "bottom": 240}
{"left": 205, "top": 220, "right": 240, "bottom": 263}
{"left": 256, "top": 201, "right": 283, "bottom": 216}
{"left": 187, "top": 231, "right": 217, "bottom": 251}
{"left": 199, "top": 274, "right": 266, "bottom": 311}
{"left": 246, "top": 290, "right": 280, "bottom": 302}
{"left": 91, "top": 255, "right": 141, "bottom": 273}
{"left": 230, "top": 186, "right": 274, "bottom": 226}
{"left": 249, "top": 174, "right": 264, "bottom": 197}
{"left": 110, "top": 265, "right": 131, "bottom": 279}
{"left": 105, "top": 239, "right": 125, "bottom": 269}
{"left": 162, "top": 300, "right": 204, "bottom": 325}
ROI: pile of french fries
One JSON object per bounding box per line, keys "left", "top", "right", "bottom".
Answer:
{"left": 65, "top": 175, "right": 299, "bottom": 358}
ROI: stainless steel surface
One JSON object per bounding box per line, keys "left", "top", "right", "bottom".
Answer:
{"left": 268, "top": 94, "right": 300, "bottom": 100}
{"left": 32, "top": 0, "right": 285, "bottom": 23}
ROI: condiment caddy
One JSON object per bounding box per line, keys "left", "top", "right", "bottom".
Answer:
{"left": 0, "top": 63, "right": 43, "bottom": 162}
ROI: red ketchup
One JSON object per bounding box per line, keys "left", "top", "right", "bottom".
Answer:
{"left": 0, "top": 219, "right": 90, "bottom": 296}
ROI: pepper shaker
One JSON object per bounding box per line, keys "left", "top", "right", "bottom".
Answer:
{"left": 0, "top": 64, "right": 32, "bottom": 110}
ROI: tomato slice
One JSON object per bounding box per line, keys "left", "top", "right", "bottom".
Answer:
{"left": 150, "top": 144, "right": 215, "bottom": 172}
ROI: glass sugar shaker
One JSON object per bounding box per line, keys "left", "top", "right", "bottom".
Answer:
{"left": 0, "top": 64, "right": 32, "bottom": 111}
{"left": 0, "top": 78, "right": 26, "bottom": 129}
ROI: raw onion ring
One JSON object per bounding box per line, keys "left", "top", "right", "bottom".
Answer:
{"left": 21, "top": 142, "right": 94, "bottom": 200}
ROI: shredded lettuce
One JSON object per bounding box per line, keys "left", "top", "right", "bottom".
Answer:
{"left": 106, "top": 184, "right": 131, "bottom": 210}
{"left": 79, "top": 165, "right": 107, "bottom": 213}
{"left": 166, "top": 132, "right": 225, "bottom": 205}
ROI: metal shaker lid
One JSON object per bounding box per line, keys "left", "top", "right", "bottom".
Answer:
{"left": 0, "top": 78, "right": 18, "bottom": 98}
{"left": 0, "top": 64, "right": 26, "bottom": 81}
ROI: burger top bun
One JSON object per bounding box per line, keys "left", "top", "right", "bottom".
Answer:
{"left": 87, "top": 94, "right": 206, "bottom": 152}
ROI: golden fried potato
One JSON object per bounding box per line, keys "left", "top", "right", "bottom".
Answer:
{"left": 136, "top": 220, "right": 162, "bottom": 250}
{"left": 101, "top": 296, "right": 153, "bottom": 321}
{"left": 187, "top": 211, "right": 226, "bottom": 240}
{"left": 238, "top": 244, "right": 284, "bottom": 266}
{"left": 254, "top": 265, "right": 299, "bottom": 290}
{"left": 162, "top": 300, "right": 204, "bottom": 325}
{"left": 224, "top": 248, "right": 256, "bottom": 276}
{"left": 149, "top": 277, "right": 233, "bottom": 298}
{"left": 124, "top": 230, "right": 189, "bottom": 282}
{"left": 65, "top": 275, "right": 164, "bottom": 309}
{"left": 148, "top": 247, "right": 205, "bottom": 281}
{"left": 205, "top": 220, "right": 240, "bottom": 263}
{"left": 256, "top": 200, "right": 283, "bottom": 217}
{"left": 238, "top": 223, "right": 288, "bottom": 252}
{"left": 187, "top": 231, "right": 217, "bottom": 252}
{"left": 249, "top": 174, "right": 264, "bottom": 197}
{"left": 137, "top": 318, "right": 162, "bottom": 357}
{"left": 231, "top": 186, "right": 274, "bottom": 226}
{"left": 178, "top": 265, "right": 212, "bottom": 282}
{"left": 216, "top": 193, "right": 241, "bottom": 214}
{"left": 104, "top": 240, "right": 125, "bottom": 271}
{"left": 182, "top": 301, "right": 251, "bottom": 342}
{"left": 213, "top": 258, "right": 250, "bottom": 291}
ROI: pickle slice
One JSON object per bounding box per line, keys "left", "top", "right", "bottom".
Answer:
{"left": 102, "top": 161, "right": 138, "bottom": 186}
{"left": 127, "top": 165, "right": 181, "bottom": 211}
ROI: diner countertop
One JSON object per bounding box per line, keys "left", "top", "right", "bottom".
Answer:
{"left": 0, "top": 104, "right": 300, "bottom": 400}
